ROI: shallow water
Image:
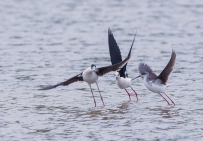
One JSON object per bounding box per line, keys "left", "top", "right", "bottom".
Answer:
{"left": 0, "top": 0, "right": 203, "bottom": 140}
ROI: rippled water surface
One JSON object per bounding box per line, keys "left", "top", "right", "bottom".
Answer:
{"left": 0, "top": 0, "right": 203, "bottom": 140}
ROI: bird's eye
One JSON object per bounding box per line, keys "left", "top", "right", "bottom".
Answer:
{"left": 141, "top": 72, "right": 146, "bottom": 75}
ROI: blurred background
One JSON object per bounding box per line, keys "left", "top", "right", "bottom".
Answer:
{"left": 0, "top": 0, "right": 203, "bottom": 140}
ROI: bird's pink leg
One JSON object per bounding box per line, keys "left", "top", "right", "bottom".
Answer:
{"left": 89, "top": 84, "right": 96, "bottom": 107}
{"left": 164, "top": 93, "right": 175, "bottom": 106}
{"left": 124, "top": 89, "right": 131, "bottom": 101}
{"left": 159, "top": 93, "right": 170, "bottom": 105}
{"left": 130, "top": 87, "right": 138, "bottom": 102}
{"left": 95, "top": 83, "right": 105, "bottom": 106}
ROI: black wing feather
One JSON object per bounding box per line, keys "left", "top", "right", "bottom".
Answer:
{"left": 108, "top": 28, "right": 122, "bottom": 65}
{"left": 96, "top": 52, "right": 131, "bottom": 76}
{"left": 97, "top": 36, "right": 134, "bottom": 77}
{"left": 38, "top": 73, "right": 83, "bottom": 90}
{"left": 122, "top": 31, "right": 136, "bottom": 77}
{"left": 157, "top": 50, "right": 176, "bottom": 84}
{"left": 108, "top": 28, "right": 136, "bottom": 78}
{"left": 108, "top": 28, "right": 126, "bottom": 77}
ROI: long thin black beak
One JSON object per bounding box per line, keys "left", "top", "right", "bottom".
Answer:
{"left": 132, "top": 75, "right": 141, "bottom": 80}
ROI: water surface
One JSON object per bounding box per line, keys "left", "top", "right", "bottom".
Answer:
{"left": 0, "top": 0, "right": 203, "bottom": 140}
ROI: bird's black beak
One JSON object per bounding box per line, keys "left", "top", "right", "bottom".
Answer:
{"left": 132, "top": 75, "right": 141, "bottom": 80}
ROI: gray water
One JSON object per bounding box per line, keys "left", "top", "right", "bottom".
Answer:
{"left": 0, "top": 0, "right": 203, "bottom": 140}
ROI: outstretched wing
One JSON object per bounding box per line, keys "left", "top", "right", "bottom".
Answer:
{"left": 108, "top": 28, "right": 125, "bottom": 77}
{"left": 108, "top": 28, "right": 137, "bottom": 78}
{"left": 96, "top": 53, "right": 131, "bottom": 76}
{"left": 138, "top": 63, "right": 157, "bottom": 81}
{"left": 157, "top": 50, "right": 176, "bottom": 84}
{"left": 108, "top": 28, "right": 122, "bottom": 65}
{"left": 38, "top": 73, "right": 83, "bottom": 90}
{"left": 122, "top": 31, "right": 137, "bottom": 77}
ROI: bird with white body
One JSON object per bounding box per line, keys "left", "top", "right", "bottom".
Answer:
{"left": 133, "top": 50, "right": 176, "bottom": 105}
{"left": 38, "top": 41, "right": 133, "bottom": 107}
{"left": 108, "top": 28, "right": 138, "bottom": 101}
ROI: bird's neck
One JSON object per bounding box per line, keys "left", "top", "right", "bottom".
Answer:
{"left": 116, "top": 77, "right": 120, "bottom": 81}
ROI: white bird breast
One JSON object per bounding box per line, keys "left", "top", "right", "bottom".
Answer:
{"left": 116, "top": 77, "right": 131, "bottom": 89}
{"left": 144, "top": 80, "right": 167, "bottom": 93}
{"left": 82, "top": 67, "right": 98, "bottom": 84}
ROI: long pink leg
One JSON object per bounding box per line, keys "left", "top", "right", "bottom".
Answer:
{"left": 96, "top": 83, "right": 105, "bottom": 106}
{"left": 164, "top": 93, "right": 175, "bottom": 106}
{"left": 124, "top": 89, "right": 131, "bottom": 101}
{"left": 130, "top": 87, "right": 138, "bottom": 102}
{"left": 159, "top": 93, "right": 170, "bottom": 105}
{"left": 89, "top": 84, "right": 96, "bottom": 107}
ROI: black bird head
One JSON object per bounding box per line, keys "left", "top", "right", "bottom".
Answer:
{"left": 91, "top": 64, "right": 96, "bottom": 70}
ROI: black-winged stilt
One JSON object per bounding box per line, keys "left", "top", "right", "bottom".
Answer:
{"left": 39, "top": 43, "right": 133, "bottom": 107}
{"left": 108, "top": 28, "right": 138, "bottom": 101}
{"left": 133, "top": 50, "right": 176, "bottom": 105}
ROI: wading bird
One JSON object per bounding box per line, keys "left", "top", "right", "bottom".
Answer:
{"left": 133, "top": 50, "right": 176, "bottom": 105}
{"left": 39, "top": 39, "right": 135, "bottom": 107}
{"left": 108, "top": 28, "right": 138, "bottom": 101}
